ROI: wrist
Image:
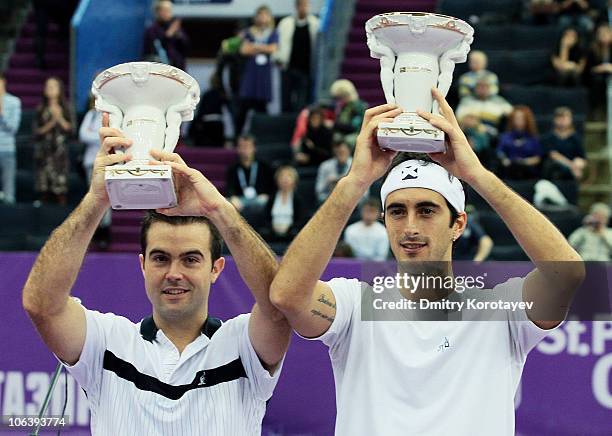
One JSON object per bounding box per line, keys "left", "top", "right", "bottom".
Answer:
{"left": 207, "top": 197, "right": 235, "bottom": 226}
{"left": 337, "top": 174, "right": 370, "bottom": 202}
{"left": 463, "top": 167, "right": 495, "bottom": 190}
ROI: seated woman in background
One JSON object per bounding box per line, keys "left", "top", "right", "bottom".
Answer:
{"left": 329, "top": 79, "right": 367, "bottom": 146}
{"left": 261, "top": 165, "right": 306, "bottom": 242}
{"left": 34, "top": 76, "right": 74, "bottom": 205}
{"left": 293, "top": 107, "right": 333, "bottom": 167}
{"left": 497, "top": 105, "right": 543, "bottom": 180}
{"left": 541, "top": 106, "right": 586, "bottom": 181}
{"left": 551, "top": 27, "right": 586, "bottom": 86}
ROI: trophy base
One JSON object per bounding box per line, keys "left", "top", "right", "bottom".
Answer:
{"left": 105, "top": 164, "right": 177, "bottom": 210}
{"left": 377, "top": 113, "right": 446, "bottom": 153}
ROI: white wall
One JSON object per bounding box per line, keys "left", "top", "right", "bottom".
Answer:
{"left": 173, "top": 0, "right": 325, "bottom": 18}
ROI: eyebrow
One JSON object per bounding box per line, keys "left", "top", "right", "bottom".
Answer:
{"left": 148, "top": 249, "right": 205, "bottom": 258}
{"left": 386, "top": 201, "right": 441, "bottom": 211}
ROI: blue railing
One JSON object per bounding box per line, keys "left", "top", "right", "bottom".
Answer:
{"left": 70, "top": 0, "right": 152, "bottom": 114}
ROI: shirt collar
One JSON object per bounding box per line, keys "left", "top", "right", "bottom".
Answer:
{"left": 140, "top": 315, "right": 222, "bottom": 342}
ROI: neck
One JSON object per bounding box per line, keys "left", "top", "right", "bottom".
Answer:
{"left": 396, "top": 261, "right": 454, "bottom": 302}
{"left": 241, "top": 157, "right": 254, "bottom": 167}
{"left": 153, "top": 311, "right": 207, "bottom": 353}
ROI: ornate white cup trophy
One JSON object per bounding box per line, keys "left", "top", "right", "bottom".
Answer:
{"left": 366, "top": 13, "right": 474, "bottom": 153}
{"left": 92, "top": 62, "right": 200, "bottom": 209}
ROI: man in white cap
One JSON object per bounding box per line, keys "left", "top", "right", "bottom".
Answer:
{"left": 270, "top": 89, "right": 585, "bottom": 435}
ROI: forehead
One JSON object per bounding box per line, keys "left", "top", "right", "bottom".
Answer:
{"left": 385, "top": 187, "right": 447, "bottom": 208}
{"left": 146, "top": 222, "right": 211, "bottom": 254}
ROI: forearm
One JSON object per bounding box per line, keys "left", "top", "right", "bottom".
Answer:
{"left": 469, "top": 170, "right": 582, "bottom": 266}
{"left": 274, "top": 175, "right": 367, "bottom": 299}
{"left": 209, "top": 201, "right": 281, "bottom": 318}
{"left": 22, "top": 194, "right": 106, "bottom": 316}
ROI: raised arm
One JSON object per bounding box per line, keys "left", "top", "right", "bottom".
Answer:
{"left": 270, "top": 105, "right": 401, "bottom": 338}
{"left": 418, "top": 89, "right": 585, "bottom": 329}
{"left": 150, "top": 150, "right": 290, "bottom": 372}
{"left": 22, "top": 113, "right": 132, "bottom": 365}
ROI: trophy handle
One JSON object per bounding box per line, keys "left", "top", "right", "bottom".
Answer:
{"left": 93, "top": 90, "right": 124, "bottom": 132}
{"left": 163, "top": 89, "right": 199, "bottom": 152}
{"left": 366, "top": 28, "right": 397, "bottom": 105}
{"left": 436, "top": 35, "right": 474, "bottom": 115}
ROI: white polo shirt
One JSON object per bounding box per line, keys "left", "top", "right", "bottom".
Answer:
{"left": 309, "top": 276, "right": 559, "bottom": 436}
{"left": 62, "top": 307, "right": 283, "bottom": 436}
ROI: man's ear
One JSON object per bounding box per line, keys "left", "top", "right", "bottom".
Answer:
{"left": 454, "top": 212, "right": 468, "bottom": 240}
{"left": 210, "top": 257, "right": 226, "bottom": 284}
{"left": 139, "top": 254, "right": 146, "bottom": 279}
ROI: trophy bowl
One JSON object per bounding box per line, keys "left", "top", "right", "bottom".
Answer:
{"left": 92, "top": 62, "right": 200, "bottom": 210}
{"left": 366, "top": 12, "right": 474, "bottom": 153}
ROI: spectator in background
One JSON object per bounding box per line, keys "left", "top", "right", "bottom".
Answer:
{"left": 330, "top": 79, "right": 367, "bottom": 146}
{"left": 455, "top": 79, "right": 513, "bottom": 133}
{"left": 586, "top": 22, "right": 612, "bottom": 118}
{"left": 0, "top": 72, "right": 21, "bottom": 204}
{"left": 262, "top": 165, "right": 306, "bottom": 241}
{"left": 458, "top": 51, "right": 500, "bottom": 99}
{"left": 316, "top": 138, "right": 352, "bottom": 204}
{"left": 454, "top": 208, "right": 494, "bottom": 261}
{"left": 79, "top": 97, "right": 111, "bottom": 247}
{"left": 189, "top": 74, "right": 228, "bottom": 147}
{"left": 225, "top": 134, "right": 274, "bottom": 224}
{"left": 34, "top": 77, "right": 74, "bottom": 205}
{"left": 143, "top": 0, "right": 190, "bottom": 70}
{"left": 528, "top": 0, "right": 561, "bottom": 25}
{"left": 497, "top": 105, "right": 543, "bottom": 179}
{"left": 235, "top": 5, "right": 279, "bottom": 136}
{"left": 556, "top": 0, "right": 595, "bottom": 34}
{"left": 344, "top": 198, "right": 389, "bottom": 261}
{"left": 458, "top": 111, "right": 493, "bottom": 168}
{"left": 293, "top": 106, "right": 333, "bottom": 166}
{"left": 542, "top": 106, "right": 586, "bottom": 180}
{"left": 568, "top": 202, "right": 612, "bottom": 261}
{"left": 276, "top": 0, "right": 320, "bottom": 113}
{"left": 551, "top": 27, "right": 587, "bottom": 86}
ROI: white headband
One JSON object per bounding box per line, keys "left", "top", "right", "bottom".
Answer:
{"left": 380, "top": 160, "right": 465, "bottom": 213}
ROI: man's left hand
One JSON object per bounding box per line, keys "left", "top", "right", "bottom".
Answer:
{"left": 150, "top": 149, "right": 227, "bottom": 217}
{"left": 417, "top": 88, "right": 488, "bottom": 184}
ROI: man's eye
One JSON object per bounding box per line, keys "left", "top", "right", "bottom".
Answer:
{"left": 420, "top": 208, "right": 434, "bottom": 215}
{"left": 153, "top": 255, "right": 167, "bottom": 262}
{"left": 185, "top": 257, "right": 199, "bottom": 264}
{"left": 389, "top": 208, "right": 405, "bottom": 216}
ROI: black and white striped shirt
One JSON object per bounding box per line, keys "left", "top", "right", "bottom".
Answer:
{"left": 63, "top": 307, "right": 283, "bottom": 435}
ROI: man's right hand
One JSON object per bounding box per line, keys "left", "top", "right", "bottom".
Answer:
{"left": 90, "top": 113, "right": 133, "bottom": 207}
{"left": 347, "top": 104, "right": 402, "bottom": 187}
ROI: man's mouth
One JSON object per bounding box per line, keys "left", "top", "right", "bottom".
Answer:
{"left": 400, "top": 242, "right": 427, "bottom": 252}
{"left": 162, "top": 288, "right": 189, "bottom": 295}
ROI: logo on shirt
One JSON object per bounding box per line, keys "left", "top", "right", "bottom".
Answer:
{"left": 402, "top": 165, "right": 419, "bottom": 180}
{"left": 437, "top": 337, "right": 451, "bottom": 352}
{"left": 198, "top": 373, "right": 207, "bottom": 386}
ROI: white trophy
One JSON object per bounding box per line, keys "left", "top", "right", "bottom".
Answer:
{"left": 92, "top": 62, "right": 200, "bottom": 209}
{"left": 366, "top": 12, "right": 474, "bottom": 153}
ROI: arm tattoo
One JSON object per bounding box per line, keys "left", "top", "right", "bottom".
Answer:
{"left": 310, "top": 309, "right": 335, "bottom": 323}
{"left": 317, "top": 294, "right": 336, "bottom": 309}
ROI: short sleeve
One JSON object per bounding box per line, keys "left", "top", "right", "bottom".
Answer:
{"left": 234, "top": 314, "right": 285, "bottom": 402}
{"left": 59, "top": 307, "right": 118, "bottom": 406}
{"left": 300, "top": 278, "right": 360, "bottom": 351}
{"left": 494, "top": 277, "right": 565, "bottom": 360}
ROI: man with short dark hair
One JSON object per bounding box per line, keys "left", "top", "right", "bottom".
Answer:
{"left": 0, "top": 72, "right": 21, "bottom": 204}
{"left": 23, "top": 113, "right": 290, "bottom": 435}
{"left": 270, "top": 89, "right": 584, "bottom": 435}
{"left": 343, "top": 197, "right": 389, "bottom": 261}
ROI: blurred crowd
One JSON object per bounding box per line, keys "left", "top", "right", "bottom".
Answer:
{"left": 0, "top": 0, "right": 611, "bottom": 261}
